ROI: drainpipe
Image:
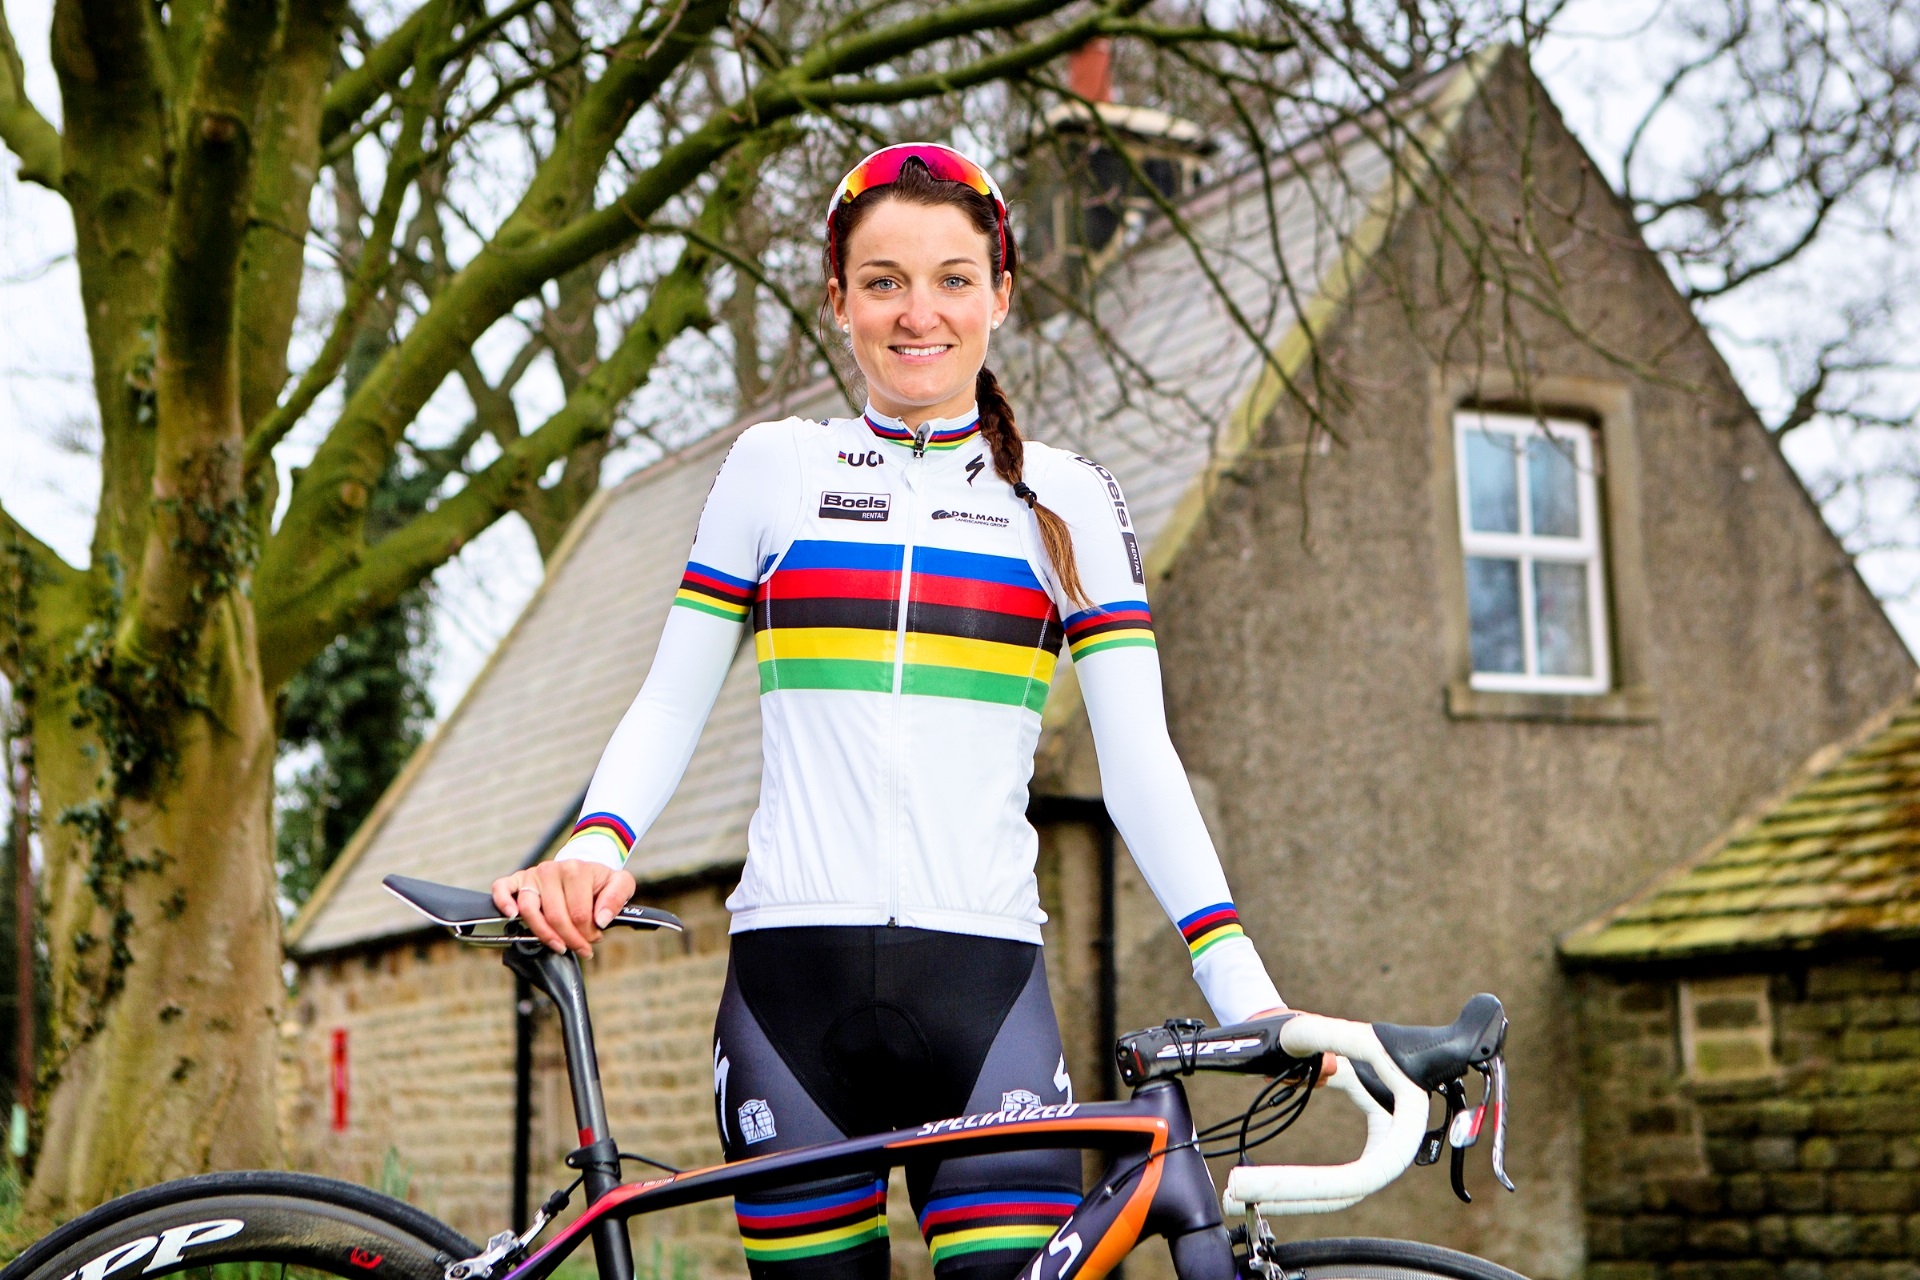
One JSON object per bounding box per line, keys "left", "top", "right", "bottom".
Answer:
{"left": 512, "top": 787, "right": 587, "bottom": 1230}
{"left": 1095, "top": 816, "right": 1118, "bottom": 1101}
{"left": 1027, "top": 795, "right": 1119, "bottom": 1099}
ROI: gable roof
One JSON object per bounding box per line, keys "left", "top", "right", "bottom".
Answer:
{"left": 1561, "top": 681, "right": 1920, "bottom": 966}
{"left": 288, "top": 50, "right": 1501, "bottom": 958}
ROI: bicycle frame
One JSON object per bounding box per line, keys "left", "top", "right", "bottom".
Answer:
{"left": 504, "top": 943, "right": 1229, "bottom": 1280}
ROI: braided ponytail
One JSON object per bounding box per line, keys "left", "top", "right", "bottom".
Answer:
{"left": 977, "top": 367, "right": 1087, "bottom": 606}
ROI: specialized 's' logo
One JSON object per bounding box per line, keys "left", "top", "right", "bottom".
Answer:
{"left": 965, "top": 454, "right": 986, "bottom": 485}
{"left": 62, "top": 1218, "right": 245, "bottom": 1280}
{"left": 349, "top": 1249, "right": 384, "bottom": 1270}
{"left": 932, "top": 508, "right": 1010, "bottom": 528}
{"left": 1054, "top": 1054, "right": 1073, "bottom": 1104}
{"left": 838, "top": 449, "right": 885, "bottom": 468}
{"left": 820, "top": 492, "right": 890, "bottom": 521}
{"left": 738, "top": 1098, "right": 777, "bottom": 1143}
{"left": 917, "top": 1102, "right": 1079, "bottom": 1135}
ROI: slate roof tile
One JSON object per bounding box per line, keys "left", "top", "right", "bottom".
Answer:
{"left": 1563, "top": 686, "right": 1920, "bottom": 964}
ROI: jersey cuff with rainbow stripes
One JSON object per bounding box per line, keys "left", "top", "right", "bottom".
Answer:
{"left": 555, "top": 812, "right": 635, "bottom": 870}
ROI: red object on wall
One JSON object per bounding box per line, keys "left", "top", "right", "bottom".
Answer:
{"left": 330, "top": 1029, "right": 349, "bottom": 1131}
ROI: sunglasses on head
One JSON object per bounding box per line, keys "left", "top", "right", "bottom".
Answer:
{"left": 826, "top": 143, "right": 1009, "bottom": 272}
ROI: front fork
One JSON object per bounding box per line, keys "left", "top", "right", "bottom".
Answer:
{"left": 1025, "top": 1080, "right": 1236, "bottom": 1280}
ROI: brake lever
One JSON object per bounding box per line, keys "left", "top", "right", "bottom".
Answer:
{"left": 1485, "top": 1054, "right": 1515, "bottom": 1193}
{"left": 1446, "top": 1072, "right": 1488, "bottom": 1205}
{"left": 1417, "top": 1079, "right": 1465, "bottom": 1167}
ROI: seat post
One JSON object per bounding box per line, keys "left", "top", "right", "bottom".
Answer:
{"left": 504, "top": 944, "right": 635, "bottom": 1280}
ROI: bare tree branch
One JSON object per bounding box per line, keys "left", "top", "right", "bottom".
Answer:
{"left": 0, "top": 0, "right": 60, "bottom": 188}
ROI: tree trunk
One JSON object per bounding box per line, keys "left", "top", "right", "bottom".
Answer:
{"left": 27, "top": 591, "right": 282, "bottom": 1217}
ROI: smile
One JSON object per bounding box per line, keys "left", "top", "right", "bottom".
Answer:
{"left": 890, "top": 344, "right": 953, "bottom": 358}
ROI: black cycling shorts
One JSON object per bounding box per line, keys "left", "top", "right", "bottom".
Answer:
{"left": 713, "top": 926, "right": 1082, "bottom": 1280}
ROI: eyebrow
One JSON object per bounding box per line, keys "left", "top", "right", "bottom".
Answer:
{"left": 857, "top": 257, "right": 985, "bottom": 271}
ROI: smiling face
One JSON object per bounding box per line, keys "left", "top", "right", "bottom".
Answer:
{"left": 827, "top": 198, "right": 1013, "bottom": 425}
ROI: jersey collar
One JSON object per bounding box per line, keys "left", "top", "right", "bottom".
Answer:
{"left": 863, "top": 403, "right": 982, "bottom": 454}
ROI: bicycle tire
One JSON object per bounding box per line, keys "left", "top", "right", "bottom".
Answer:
{"left": 1263, "top": 1237, "right": 1531, "bottom": 1280}
{"left": 0, "top": 1171, "right": 478, "bottom": 1280}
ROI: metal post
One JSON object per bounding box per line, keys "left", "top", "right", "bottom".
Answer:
{"left": 504, "top": 944, "right": 632, "bottom": 1280}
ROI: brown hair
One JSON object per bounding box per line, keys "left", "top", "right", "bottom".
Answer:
{"left": 826, "top": 157, "right": 1087, "bottom": 605}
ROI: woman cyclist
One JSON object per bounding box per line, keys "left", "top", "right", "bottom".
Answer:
{"left": 492, "top": 144, "right": 1298, "bottom": 1280}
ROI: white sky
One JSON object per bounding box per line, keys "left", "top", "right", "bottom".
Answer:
{"left": 2, "top": 0, "right": 1915, "bottom": 734}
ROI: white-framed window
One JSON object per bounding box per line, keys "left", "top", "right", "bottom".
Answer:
{"left": 1678, "top": 976, "right": 1775, "bottom": 1082}
{"left": 1455, "top": 411, "right": 1610, "bottom": 695}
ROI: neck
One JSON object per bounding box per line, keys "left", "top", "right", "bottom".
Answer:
{"left": 868, "top": 387, "right": 982, "bottom": 428}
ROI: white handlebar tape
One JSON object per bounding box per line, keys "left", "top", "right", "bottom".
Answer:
{"left": 1221, "top": 1014, "right": 1431, "bottom": 1216}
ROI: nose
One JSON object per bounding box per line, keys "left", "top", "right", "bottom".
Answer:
{"left": 896, "top": 283, "right": 940, "bottom": 336}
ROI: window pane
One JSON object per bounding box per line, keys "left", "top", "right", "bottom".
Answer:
{"left": 1466, "top": 557, "right": 1524, "bottom": 673}
{"left": 1463, "top": 431, "right": 1519, "bottom": 533}
{"left": 1534, "top": 561, "right": 1593, "bottom": 677}
{"left": 1527, "top": 437, "right": 1580, "bottom": 537}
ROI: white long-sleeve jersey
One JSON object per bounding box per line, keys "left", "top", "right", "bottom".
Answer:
{"left": 558, "top": 404, "right": 1285, "bottom": 1025}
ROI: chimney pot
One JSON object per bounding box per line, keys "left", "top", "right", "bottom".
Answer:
{"left": 1067, "top": 38, "right": 1113, "bottom": 103}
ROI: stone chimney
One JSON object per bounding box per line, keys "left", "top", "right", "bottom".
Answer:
{"left": 1017, "top": 40, "right": 1216, "bottom": 318}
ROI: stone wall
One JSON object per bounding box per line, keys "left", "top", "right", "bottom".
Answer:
{"left": 1574, "top": 952, "right": 1920, "bottom": 1280}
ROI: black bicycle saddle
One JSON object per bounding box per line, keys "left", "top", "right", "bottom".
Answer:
{"left": 383, "top": 874, "right": 685, "bottom": 933}
{"left": 1371, "top": 993, "right": 1507, "bottom": 1089}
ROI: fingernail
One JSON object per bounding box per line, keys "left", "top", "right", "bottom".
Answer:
{"left": 595, "top": 909, "right": 613, "bottom": 928}
{"left": 583, "top": 946, "right": 594, "bottom": 959}
{"left": 549, "top": 940, "right": 565, "bottom": 952}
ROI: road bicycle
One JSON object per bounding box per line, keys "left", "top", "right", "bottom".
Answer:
{"left": 2, "top": 875, "right": 1525, "bottom": 1280}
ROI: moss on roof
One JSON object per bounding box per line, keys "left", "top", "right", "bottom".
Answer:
{"left": 1562, "top": 683, "right": 1920, "bottom": 965}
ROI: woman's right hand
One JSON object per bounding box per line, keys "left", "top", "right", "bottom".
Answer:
{"left": 491, "top": 859, "right": 638, "bottom": 958}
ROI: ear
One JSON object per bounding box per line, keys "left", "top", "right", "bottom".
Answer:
{"left": 827, "top": 277, "right": 849, "bottom": 331}
{"left": 992, "top": 272, "right": 1013, "bottom": 329}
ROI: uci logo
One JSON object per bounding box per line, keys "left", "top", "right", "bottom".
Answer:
{"left": 837, "top": 449, "right": 884, "bottom": 468}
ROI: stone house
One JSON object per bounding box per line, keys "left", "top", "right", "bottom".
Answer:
{"left": 278, "top": 46, "right": 1916, "bottom": 1280}
{"left": 1562, "top": 687, "right": 1920, "bottom": 1280}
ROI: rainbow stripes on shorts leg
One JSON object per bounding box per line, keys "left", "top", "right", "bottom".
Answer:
{"left": 569, "top": 812, "right": 635, "bottom": 859}
{"left": 918, "top": 1190, "right": 1078, "bottom": 1270}
{"left": 675, "top": 560, "right": 754, "bottom": 622}
{"left": 1063, "top": 601, "right": 1155, "bottom": 660}
{"left": 1179, "top": 903, "right": 1245, "bottom": 959}
{"left": 736, "top": 1178, "right": 889, "bottom": 1264}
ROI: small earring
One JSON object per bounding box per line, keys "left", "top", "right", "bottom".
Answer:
{"left": 992, "top": 320, "right": 1001, "bottom": 330}
{"left": 841, "top": 322, "right": 850, "bottom": 332}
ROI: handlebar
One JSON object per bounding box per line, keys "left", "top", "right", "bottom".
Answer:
{"left": 1223, "top": 1013, "right": 1436, "bottom": 1215}
{"left": 1116, "top": 995, "right": 1513, "bottom": 1217}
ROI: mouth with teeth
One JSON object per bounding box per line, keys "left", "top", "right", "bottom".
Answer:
{"left": 890, "top": 343, "right": 954, "bottom": 362}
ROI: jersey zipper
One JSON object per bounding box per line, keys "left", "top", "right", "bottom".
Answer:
{"left": 887, "top": 426, "right": 930, "bottom": 925}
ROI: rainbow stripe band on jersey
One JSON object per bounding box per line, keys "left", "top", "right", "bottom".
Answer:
{"left": 1178, "top": 902, "right": 1245, "bottom": 959}
{"left": 752, "top": 540, "right": 1063, "bottom": 711}
{"left": 570, "top": 812, "right": 636, "bottom": 858}
{"left": 674, "top": 560, "right": 754, "bottom": 622}
{"left": 736, "top": 1178, "right": 889, "bottom": 1263}
{"left": 864, "top": 413, "right": 981, "bottom": 452}
{"left": 918, "top": 1190, "right": 1079, "bottom": 1267}
{"left": 1063, "top": 601, "right": 1155, "bottom": 660}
